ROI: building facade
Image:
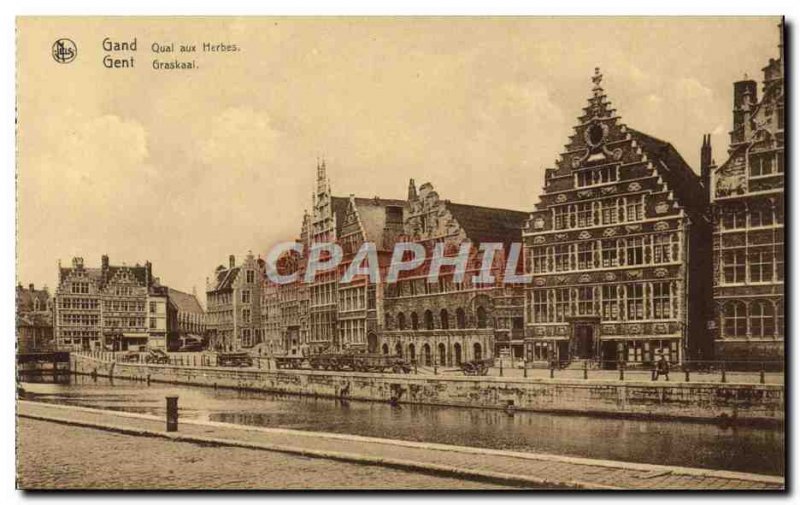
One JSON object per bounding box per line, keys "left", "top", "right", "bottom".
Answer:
{"left": 523, "top": 69, "right": 711, "bottom": 368}
{"left": 379, "top": 181, "right": 528, "bottom": 366}
{"left": 54, "top": 255, "right": 161, "bottom": 351}
{"left": 206, "top": 253, "right": 265, "bottom": 351}
{"left": 16, "top": 283, "right": 54, "bottom": 352}
{"left": 167, "top": 287, "right": 207, "bottom": 350}
{"left": 710, "top": 29, "right": 785, "bottom": 364}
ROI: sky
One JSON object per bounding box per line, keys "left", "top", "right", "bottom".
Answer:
{"left": 17, "top": 16, "right": 781, "bottom": 303}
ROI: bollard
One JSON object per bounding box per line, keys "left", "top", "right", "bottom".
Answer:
{"left": 760, "top": 367, "right": 766, "bottom": 384}
{"left": 550, "top": 365, "right": 554, "bottom": 379}
{"left": 146, "top": 374, "right": 151, "bottom": 386}
{"left": 165, "top": 396, "right": 179, "bottom": 432}
{"left": 434, "top": 362, "right": 438, "bottom": 375}
{"left": 414, "top": 361, "right": 418, "bottom": 375}
{"left": 685, "top": 367, "right": 690, "bottom": 382}
{"left": 619, "top": 362, "right": 624, "bottom": 381}
{"left": 523, "top": 363, "right": 528, "bottom": 378}
{"left": 499, "top": 360, "right": 503, "bottom": 377}
{"left": 721, "top": 364, "right": 727, "bottom": 384}
{"left": 583, "top": 361, "right": 588, "bottom": 380}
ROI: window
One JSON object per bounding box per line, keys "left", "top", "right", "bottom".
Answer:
{"left": 423, "top": 310, "right": 434, "bottom": 330}
{"left": 750, "top": 153, "right": 775, "bottom": 176}
{"left": 456, "top": 308, "right": 466, "bottom": 329}
{"left": 246, "top": 270, "right": 255, "bottom": 283}
{"left": 723, "top": 249, "right": 746, "bottom": 284}
{"left": 776, "top": 249, "right": 784, "bottom": 281}
{"left": 722, "top": 204, "right": 746, "bottom": 230}
{"left": 554, "top": 244, "right": 570, "bottom": 272}
{"left": 777, "top": 301, "right": 784, "bottom": 337}
{"left": 653, "top": 282, "right": 671, "bottom": 319}
{"left": 653, "top": 234, "right": 673, "bottom": 263}
{"left": 723, "top": 301, "right": 747, "bottom": 337}
{"left": 554, "top": 289, "right": 569, "bottom": 322}
{"left": 476, "top": 306, "right": 488, "bottom": 329}
{"left": 601, "top": 199, "right": 618, "bottom": 225}
{"left": 576, "top": 166, "right": 617, "bottom": 187}
{"left": 601, "top": 239, "right": 618, "bottom": 267}
{"left": 149, "top": 301, "right": 157, "bottom": 314}
{"left": 397, "top": 312, "right": 406, "bottom": 330}
{"left": 625, "top": 196, "right": 644, "bottom": 222}
{"left": 149, "top": 318, "right": 157, "bottom": 329}
{"left": 242, "top": 308, "right": 251, "bottom": 323}
{"left": 576, "top": 203, "right": 593, "bottom": 228}
{"left": 410, "top": 312, "right": 419, "bottom": 330}
{"left": 601, "top": 285, "right": 618, "bottom": 320}
{"left": 532, "top": 290, "right": 548, "bottom": 323}
{"left": 750, "top": 301, "right": 775, "bottom": 338}
{"left": 749, "top": 248, "right": 773, "bottom": 283}
{"left": 577, "top": 287, "right": 594, "bottom": 316}
{"left": 241, "top": 290, "right": 251, "bottom": 303}
{"left": 577, "top": 242, "right": 595, "bottom": 270}
{"left": 627, "top": 284, "right": 644, "bottom": 320}
{"left": 554, "top": 206, "right": 569, "bottom": 230}
{"left": 626, "top": 237, "right": 644, "bottom": 266}
{"left": 532, "top": 247, "right": 548, "bottom": 274}
{"left": 750, "top": 205, "right": 774, "bottom": 227}
{"left": 440, "top": 309, "right": 449, "bottom": 330}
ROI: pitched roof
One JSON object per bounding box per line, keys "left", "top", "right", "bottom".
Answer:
{"left": 444, "top": 202, "right": 528, "bottom": 245}
{"left": 628, "top": 128, "right": 708, "bottom": 217}
{"left": 168, "top": 288, "right": 204, "bottom": 314}
{"left": 16, "top": 286, "right": 50, "bottom": 313}
{"left": 209, "top": 266, "right": 240, "bottom": 293}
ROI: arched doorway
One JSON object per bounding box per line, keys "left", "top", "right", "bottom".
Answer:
{"left": 367, "top": 333, "right": 378, "bottom": 353}
{"left": 395, "top": 343, "right": 403, "bottom": 357}
{"left": 454, "top": 343, "right": 462, "bottom": 365}
{"left": 423, "top": 344, "right": 432, "bottom": 366}
{"left": 473, "top": 342, "right": 482, "bottom": 361}
{"left": 382, "top": 343, "right": 389, "bottom": 355}
{"left": 438, "top": 343, "right": 446, "bottom": 365}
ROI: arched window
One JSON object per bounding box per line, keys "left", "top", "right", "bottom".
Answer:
{"left": 384, "top": 313, "right": 392, "bottom": 329}
{"left": 397, "top": 312, "right": 406, "bottom": 330}
{"left": 382, "top": 343, "right": 389, "bottom": 355}
{"left": 440, "top": 309, "right": 449, "bottom": 330}
{"left": 395, "top": 342, "right": 403, "bottom": 357}
{"left": 438, "top": 343, "right": 447, "bottom": 365}
{"left": 424, "top": 310, "right": 434, "bottom": 330}
{"left": 456, "top": 308, "right": 466, "bottom": 329}
{"left": 453, "top": 343, "right": 463, "bottom": 365}
{"left": 473, "top": 342, "right": 482, "bottom": 361}
{"left": 422, "top": 344, "right": 432, "bottom": 366}
{"left": 476, "top": 306, "right": 488, "bottom": 329}
{"left": 723, "top": 301, "right": 747, "bottom": 338}
{"left": 410, "top": 312, "right": 419, "bottom": 330}
{"left": 408, "top": 343, "right": 416, "bottom": 361}
{"left": 750, "top": 301, "right": 775, "bottom": 338}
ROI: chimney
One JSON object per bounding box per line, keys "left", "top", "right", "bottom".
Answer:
{"left": 145, "top": 261, "right": 152, "bottom": 286}
{"left": 407, "top": 178, "right": 417, "bottom": 201}
{"left": 29, "top": 283, "right": 34, "bottom": 292}
{"left": 700, "top": 134, "right": 713, "bottom": 189}
{"left": 229, "top": 255, "right": 236, "bottom": 269}
{"left": 101, "top": 254, "right": 109, "bottom": 272}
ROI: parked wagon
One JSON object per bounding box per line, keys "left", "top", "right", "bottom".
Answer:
{"left": 274, "top": 355, "right": 307, "bottom": 369}
{"left": 307, "top": 352, "right": 411, "bottom": 373}
{"left": 145, "top": 349, "right": 169, "bottom": 364}
{"left": 217, "top": 352, "right": 253, "bottom": 368}
{"left": 461, "top": 358, "right": 493, "bottom": 376}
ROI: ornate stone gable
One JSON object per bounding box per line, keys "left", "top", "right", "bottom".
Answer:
{"left": 405, "top": 182, "right": 463, "bottom": 242}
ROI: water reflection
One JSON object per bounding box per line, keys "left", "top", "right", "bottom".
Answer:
{"left": 19, "top": 374, "right": 784, "bottom": 476}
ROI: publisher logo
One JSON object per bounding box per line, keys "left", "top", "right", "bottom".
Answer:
{"left": 52, "top": 39, "right": 77, "bottom": 64}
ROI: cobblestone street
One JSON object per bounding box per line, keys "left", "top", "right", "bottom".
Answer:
{"left": 17, "top": 417, "right": 514, "bottom": 490}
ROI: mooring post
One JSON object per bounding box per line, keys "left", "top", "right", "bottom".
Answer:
{"left": 523, "top": 362, "right": 528, "bottom": 378}
{"left": 685, "top": 366, "right": 690, "bottom": 383}
{"left": 165, "top": 396, "right": 179, "bottom": 432}
{"left": 760, "top": 365, "right": 766, "bottom": 384}
{"left": 549, "top": 364, "right": 555, "bottom": 379}
{"left": 499, "top": 360, "right": 503, "bottom": 377}
{"left": 619, "top": 361, "right": 624, "bottom": 381}
{"left": 721, "top": 363, "right": 727, "bottom": 384}
{"left": 583, "top": 361, "right": 588, "bottom": 380}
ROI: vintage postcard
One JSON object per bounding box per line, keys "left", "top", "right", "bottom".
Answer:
{"left": 15, "top": 16, "right": 785, "bottom": 490}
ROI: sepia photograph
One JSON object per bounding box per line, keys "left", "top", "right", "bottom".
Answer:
{"left": 13, "top": 14, "right": 786, "bottom": 491}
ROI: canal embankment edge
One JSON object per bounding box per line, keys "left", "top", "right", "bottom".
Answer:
{"left": 69, "top": 354, "right": 785, "bottom": 426}
{"left": 17, "top": 401, "right": 785, "bottom": 490}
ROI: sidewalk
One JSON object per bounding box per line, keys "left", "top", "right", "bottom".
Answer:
{"left": 17, "top": 400, "right": 784, "bottom": 490}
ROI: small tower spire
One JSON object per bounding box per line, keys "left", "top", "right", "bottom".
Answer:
{"left": 407, "top": 178, "right": 417, "bottom": 201}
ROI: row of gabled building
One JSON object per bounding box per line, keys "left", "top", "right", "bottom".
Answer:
{"left": 206, "top": 30, "right": 783, "bottom": 369}
{"left": 18, "top": 255, "right": 207, "bottom": 353}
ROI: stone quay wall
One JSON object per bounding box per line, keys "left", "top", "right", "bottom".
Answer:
{"left": 70, "top": 354, "right": 783, "bottom": 425}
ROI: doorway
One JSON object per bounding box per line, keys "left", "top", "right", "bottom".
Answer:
{"left": 574, "top": 324, "right": 595, "bottom": 359}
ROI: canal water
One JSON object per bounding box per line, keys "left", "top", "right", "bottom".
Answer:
{"left": 19, "top": 374, "right": 784, "bottom": 476}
